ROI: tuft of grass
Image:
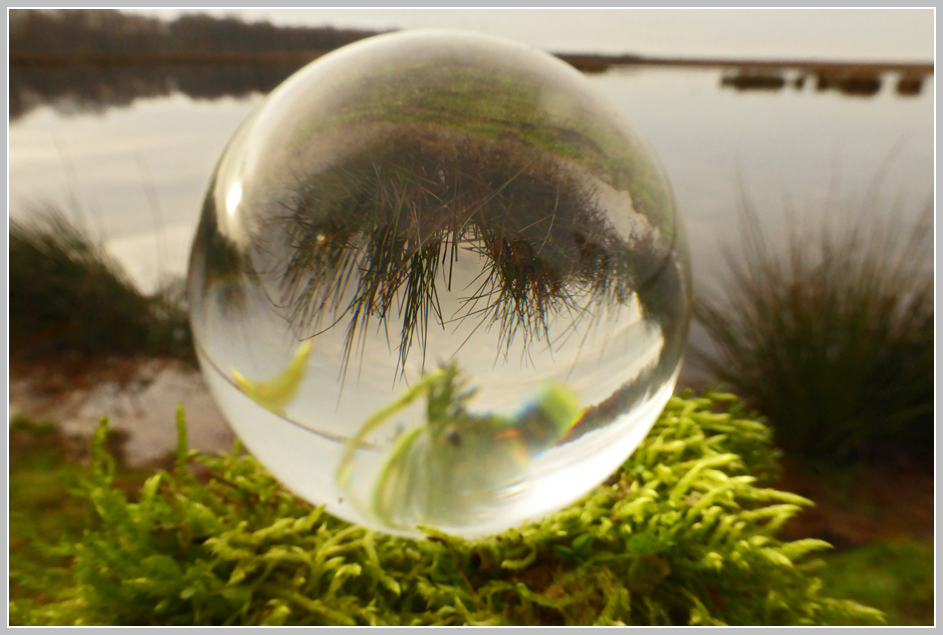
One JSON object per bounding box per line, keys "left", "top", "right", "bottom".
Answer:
{"left": 692, "top": 200, "right": 933, "bottom": 464}
{"left": 10, "top": 395, "right": 883, "bottom": 626}
{"left": 9, "top": 206, "right": 193, "bottom": 361}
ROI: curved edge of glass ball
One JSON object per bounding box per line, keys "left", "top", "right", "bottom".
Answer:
{"left": 186, "top": 29, "right": 692, "bottom": 538}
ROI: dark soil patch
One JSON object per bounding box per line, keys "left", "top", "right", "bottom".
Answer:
{"left": 10, "top": 351, "right": 159, "bottom": 396}
{"left": 775, "top": 457, "right": 934, "bottom": 549}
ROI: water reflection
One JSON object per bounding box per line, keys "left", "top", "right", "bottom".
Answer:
{"left": 814, "top": 72, "right": 882, "bottom": 97}
{"left": 896, "top": 75, "right": 925, "bottom": 95}
{"left": 12, "top": 59, "right": 932, "bottom": 123}
{"left": 9, "top": 63, "right": 301, "bottom": 120}
{"left": 721, "top": 73, "right": 787, "bottom": 91}
{"left": 720, "top": 68, "right": 927, "bottom": 97}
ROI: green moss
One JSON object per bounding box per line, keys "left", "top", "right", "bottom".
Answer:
{"left": 818, "top": 541, "right": 934, "bottom": 626}
{"left": 8, "top": 415, "right": 155, "bottom": 609}
{"left": 10, "top": 394, "right": 883, "bottom": 626}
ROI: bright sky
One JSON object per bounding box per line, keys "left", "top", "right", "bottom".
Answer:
{"left": 127, "top": 8, "right": 934, "bottom": 61}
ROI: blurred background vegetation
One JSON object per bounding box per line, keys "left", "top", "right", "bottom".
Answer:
{"left": 9, "top": 9, "right": 379, "bottom": 60}
{"left": 10, "top": 208, "right": 192, "bottom": 361}
{"left": 692, "top": 200, "right": 933, "bottom": 467}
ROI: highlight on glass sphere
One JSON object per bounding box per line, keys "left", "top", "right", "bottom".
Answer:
{"left": 187, "top": 29, "right": 691, "bottom": 538}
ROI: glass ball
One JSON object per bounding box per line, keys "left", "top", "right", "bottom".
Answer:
{"left": 187, "top": 30, "right": 691, "bottom": 538}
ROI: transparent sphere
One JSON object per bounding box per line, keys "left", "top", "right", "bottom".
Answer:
{"left": 187, "top": 30, "right": 691, "bottom": 538}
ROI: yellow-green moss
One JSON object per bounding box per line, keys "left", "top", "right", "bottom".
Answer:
{"left": 10, "top": 393, "right": 883, "bottom": 626}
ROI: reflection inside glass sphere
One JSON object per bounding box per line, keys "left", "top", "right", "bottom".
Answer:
{"left": 187, "top": 29, "right": 691, "bottom": 537}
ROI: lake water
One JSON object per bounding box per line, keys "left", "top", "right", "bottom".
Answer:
{"left": 8, "top": 59, "right": 934, "bottom": 372}
{"left": 129, "top": 9, "right": 934, "bottom": 62}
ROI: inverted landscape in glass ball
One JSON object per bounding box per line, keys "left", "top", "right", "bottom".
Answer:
{"left": 187, "top": 30, "right": 691, "bottom": 538}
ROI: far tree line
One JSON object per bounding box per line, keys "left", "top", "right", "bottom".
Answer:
{"left": 9, "top": 9, "right": 385, "bottom": 58}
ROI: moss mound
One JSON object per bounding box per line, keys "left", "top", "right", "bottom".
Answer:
{"left": 10, "top": 393, "right": 883, "bottom": 626}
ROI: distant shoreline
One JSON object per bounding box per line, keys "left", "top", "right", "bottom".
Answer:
{"left": 558, "top": 54, "right": 933, "bottom": 75}
{"left": 10, "top": 51, "right": 934, "bottom": 76}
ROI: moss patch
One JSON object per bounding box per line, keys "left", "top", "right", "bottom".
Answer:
{"left": 818, "top": 541, "right": 934, "bottom": 626}
{"left": 10, "top": 393, "right": 883, "bottom": 626}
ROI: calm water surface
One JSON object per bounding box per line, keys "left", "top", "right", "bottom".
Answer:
{"left": 8, "top": 63, "right": 934, "bottom": 366}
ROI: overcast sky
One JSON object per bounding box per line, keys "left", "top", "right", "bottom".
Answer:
{"left": 128, "top": 8, "right": 934, "bottom": 61}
